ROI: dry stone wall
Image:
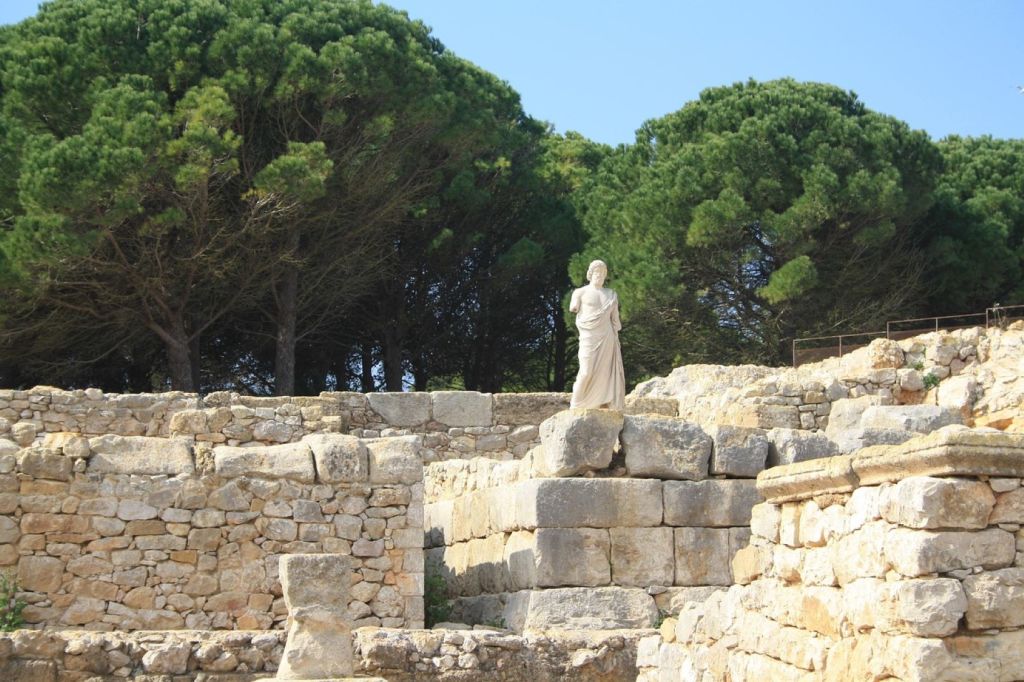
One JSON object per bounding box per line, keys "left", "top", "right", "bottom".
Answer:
{"left": 639, "top": 427, "right": 1024, "bottom": 681}
{"left": 0, "top": 432, "right": 424, "bottom": 631}
{"left": 424, "top": 410, "right": 766, "bottom": 631}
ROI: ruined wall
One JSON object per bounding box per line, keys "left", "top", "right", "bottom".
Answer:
{"left": 639, "top": 428, "right": 1024, "bottom": 681}
{"left": 0, "top": 389, "right": 579, "bottom": 463}
{"left": 0, "top": 432, "right": 424, "bottom": 631}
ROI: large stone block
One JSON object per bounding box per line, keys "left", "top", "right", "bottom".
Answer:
{"left": 17, "top": 449, "right": 71, "bottom": 481}
{"left": 963, "top": 567, "right": 1024, "bottom": 630}
{"left": 654, "top": 586, "right": 726, "bottom": 616}
{"left": 990, "top": 487, "right": 1024, "bottom": 524}
{"left": 534, "top": 528, "right": 611, "bottom": 587}
{"left": 517, "top": 478, "right": 663, "bottom": 529}
{"left": 610, "top": 527, "right": 674, "bottom": 587}
{"left": 365, "top": 436, "right": 423, "bottom": 484}
{"left": 366, "top": 392, "right": 431, "bottom": 427}
{"left": 304, "top": 434, "right": 368, "bottom": 483}
{"left": 673, "top": 527, "right": 732, "bottom": 586}
{"left": 663, "top": 480, "right": 761, "bottom": 527}
{"left": 431, "top": 391, "right": 492, "bottom": 427}
{"left": 708, "top": 425, "right": 768, "bottom": 477}
{"left": 88, "top": 435, "right": 194, "bottom": 475}
{"left": 213, "top": 442, "right": 314, "bottom": 482}
{"left": 534, "top": 409, "right": 623, "bottom": 477}
{"left": 504, "top": 530, "right": 537, "bottom": 591}
{"left": 277, "top": 554, "right": 353, "bottom": 679}
{"left": 621, "top": 415, "right": 712, "bottom": 480}
{"left": 885, "top": 527, "right": 1016, "bottom": 577}
{"left": 831, "top": 427, "right": 917, "bottom": 455}
{"left": 508, "top": 586, "right": 658, "bottom": 631}
{"left": 825, "top": 396, "right": 888, "bottom": 442}
{"left": 493, "top": 392, "right": 570, "bottom": 426}
{"left": 859, "top": 404, "right": 962, "bottom": 433}
{"left": 878, "top": 476, "right": 995, "bottom": 529}
{"left": 766, "top": 429, "right": 838, "bottom": 467}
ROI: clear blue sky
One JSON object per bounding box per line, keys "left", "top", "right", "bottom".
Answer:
{"left": 2, "top": 0, "right": 1021, "bottom": 146}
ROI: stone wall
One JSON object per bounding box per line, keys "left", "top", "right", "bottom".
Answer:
{"left": 425, "top": 411, "right": 767, "bottom": 631}
{"left": 0, "top": 389, "right": 583, "bottom": 463}
{"left": 639, "top": 427, "right": 1024, "bottom": 681}
{"left": 0, "top": 432, "right": 424, "bottom": 631}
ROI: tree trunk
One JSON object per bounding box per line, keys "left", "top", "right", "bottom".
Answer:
{"left": 382, "top": 325, "right": 403, "bottom": 391}
{"left": 189, "top": 332, "right": 201, "bottom": 392}
{"left": 165, "top": 318, "right": 195, "bottom": 392}
{"left": 274, "top": 263, "right": 299, "bottom": 396}
{"left": 552, "top": 300, "right": 568, "bottom": 391}
{"left": 361, "top": 343, "right": 375, "bottom": 393}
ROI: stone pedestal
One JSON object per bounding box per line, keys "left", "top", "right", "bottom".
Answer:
{"left": 276, "top": 554, "right": 354, "bottom": 680}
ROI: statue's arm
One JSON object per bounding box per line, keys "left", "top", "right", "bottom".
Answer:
{"left": 611, "top": 293, "right": 622, "bottom": 332}
{"left": 569, "top": 288, "right": 582, "bottom": 314}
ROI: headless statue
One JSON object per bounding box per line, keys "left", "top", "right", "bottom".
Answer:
{"left": 569, "top": 259, "right": 625, "bottom": 410}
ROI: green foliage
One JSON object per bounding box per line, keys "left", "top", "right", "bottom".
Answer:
{"left": 574, "top": 79, "right": 943, "bottom": 376}
{"left": 0, "top": 573, "right": 26, "bottom": 632}
{"left": 923, "top": 373, "right": 940, "bottom": 390}
{"left": 424, "top": 571, "right": 451, "bottom": 628}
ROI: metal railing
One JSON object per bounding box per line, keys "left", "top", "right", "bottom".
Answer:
{"left": 791, "top": 303, "right": 1024, "bottom": 367}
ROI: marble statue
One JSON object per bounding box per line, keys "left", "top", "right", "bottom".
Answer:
{"left": 569, "top": 259, "right": 625, "bottom": 410}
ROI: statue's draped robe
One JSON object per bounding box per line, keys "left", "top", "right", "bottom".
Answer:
{"left": 571, "top": 288, "right": 625, "bottom": 410}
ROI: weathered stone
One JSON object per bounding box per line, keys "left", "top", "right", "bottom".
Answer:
{"left": 534, "top": 409, "right": 623, "bottom": 477}
{"left": 117, "top": 499, "right": 158, "bottom": 521}
{"left": 708, "top": 425, "right": 768, "bottom": 477}
{"left": 432, "top": 391, "right": 493, "bottom": 427}
{"left": 17, "top": 555, "right": 63, "bottom": 592}
{"left": 0, "top": 439, "right": 18, "bottom": 457}
{"left": 534, "top": 528, "right": 610, "bottom": 587}
{"left": 879, "top": 476, "right": 995, "bottom": 529}
{"left": 963, "top": 567, "right": 1024, "bottom": 630}
{"left": 832, "top": 427, "right": 917, "bottom": 455}
{"left": 991, "top": 487, "right": 1024, "bottom": 523}
{"left": 252, "top": 420, "right": 293, "bottom": 443}
{"left": 367, "top": 392, "right": 431, "bottom": 427}
{"left": 674, "top": 527, "right": 732, "bottom": 586}
{"left": 213, "top": 442, "right": 315, "bottom": 482}
{"left": 365, "top": 436, "right": 422, "bottom": 484}
{"left": 278, "top": 554, "right": 353, "bottom": 678}
{"left": 305, "top": 434, "right": 368, "bottom": 483}
{"left": 663, "top": 479, "right": 761, "bottom": 527}
{"left": 885, "top": 527, "right": 1016, "bottom": 576}
{"left": 654, "top": 586, "right": 726, "bottom": 616}
{"left": 625, "top": 396, "right": 680, "bottom": 417}
{"left": 766, "top": 428, "right": 838, "bottom": 467}
{"left": 41, "top": 432, "right": 90, "bottom": 458}
{"left": 518, "top": 478, "right": 663, "bottom": 529}
{"left": 621, "top": 415, "right": 711, "bottom": 480}
{"left": 859, "top": 404, "right": 961, "bottom": 433}
{"left": 938, "top": 375, "right": 979, "bottom": 420}
{"left": 87, "top": 435, "right": 194, "bottom": 475}
{"left": 142, "top": 641, "right": 191, "bottom": 674}
{"left": 493, "top": 393, "right": 570, "bottom": 426}
{"left": 17, "top": 449, "right": 71, "bottom": 481}
{"left": 825, "top": 395, "right": 888, "bottom": 441}
{"left": 510, "top": 586, "right": 658, "bottom": 631}
{"left": 750, "top": 502, "right": 782, "bottom": 542}
{"left": 11, "top": 421, "right": 37, "bottom": 446}
{"left": 610, "top": 527, "right": 674, "bottom": 587}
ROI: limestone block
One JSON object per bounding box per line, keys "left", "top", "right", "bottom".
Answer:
{"left": 860, "top": 404, "right": 961, "bottom": 433}
{"left": 534, "top": 409, "right": 623, "bottom": 477}
{"left": 17, "top": 555, "right": 63, "bottom": 592}
{"left": 366, "top": 392, "right": 431, "bottom": 427}
{"left": 493, "top": 392, "right": 570, "bottom": 425}
{"left": 142, "top": 641, "right": 191, "bottom": 674}
{"left": 16, "top": 449, "right": 71, "bottom": 481}
{"left": 938, "top": 375, "right": 979, "bottom": 420}
{"left": 277, "top": 554, "right": 353, "bottom": 679}
{"left": 731, "top": 545, "right": 771, "bottom": 585}
{"left": 365, "top": 436, "right": 423, "bottom": 484}
{"left": 886, "top": 578, "right": 967, "bottom": 637}
{"left": 213, "top": 442, "right": 314, "bottom": 482}
{"left": 990, "top": 487, "right": 1024, "bottom": 524}
{"left": 621, "top": 415, "right": 710, "bottom": 480}
{"left": 0, "top": 439, "right": 17, "bottom": 457}
{"left": 663, "top": 480, "right": 761, "bottom": 527}
{"left": 830, "top": 520, "right": 890, "bottom": 585}
{"left": 867, "top": 338, "right": 905, "bottom": 369}
{"left": 425, "top": 500, "right": 454, "bottom": 547}
{"left": 654, "top": 586, "right": 725, "bottom": 616}
{"left": 963, "top": 567, "right": 1024, "bottom": 629}
{"left": 504, "top": 530, "right": 537, "bottom": 591}
{"left": 885, "top": 527, "right": 1016, "bottom": 577}
{"left": 431, "top": 391, "right": 492, "bottom": 427}
{"left": 674, "top": 527, "right": 732, "bottom": 586}
{"left": 825, "top": 396, "right": 889, "bottom": 441}
{"left": 42, "top": 432, "right": 90, "bottom": 458}
{"left": 610, "top": 527, "right": 674, "bottom": 587}
{"left": 88, "top": 435, "right": 194, "bottom": 475}
{"left": 734, "top": 610, "right": 831, "bottom": 672}
{"left": 625, "top": 395, "right": 679, "bottom": 417}
{"left": 766, "top": 428, "right": 838, "bottom": 467}
{"left": 467, "top": 534, "right": 511, "bottom": 594}
{"left": 304, "top": 434, "right": 368, "bottom": 483}
{"left": 11, "top": 421, "right": 37, "bottom": 446}
{"left": 535, "top": 528, "right": 610, "bottom": 587}
{"left": 517, "top": 478, "right": 663, "bottom": 529}
{"left": 833, "top": 427, "right": 917, "bottom": 455}
{"left": 879, "top": 476, "right": 995, "bottom": 529}
{"left": 750, "top": 503, "right": 782, "bottom": 542}
{"left": 708, "top": 425, "right": 768, "bottom": 477}
{"left": 511, "top": 586, "right": 658, "bottom": 631}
